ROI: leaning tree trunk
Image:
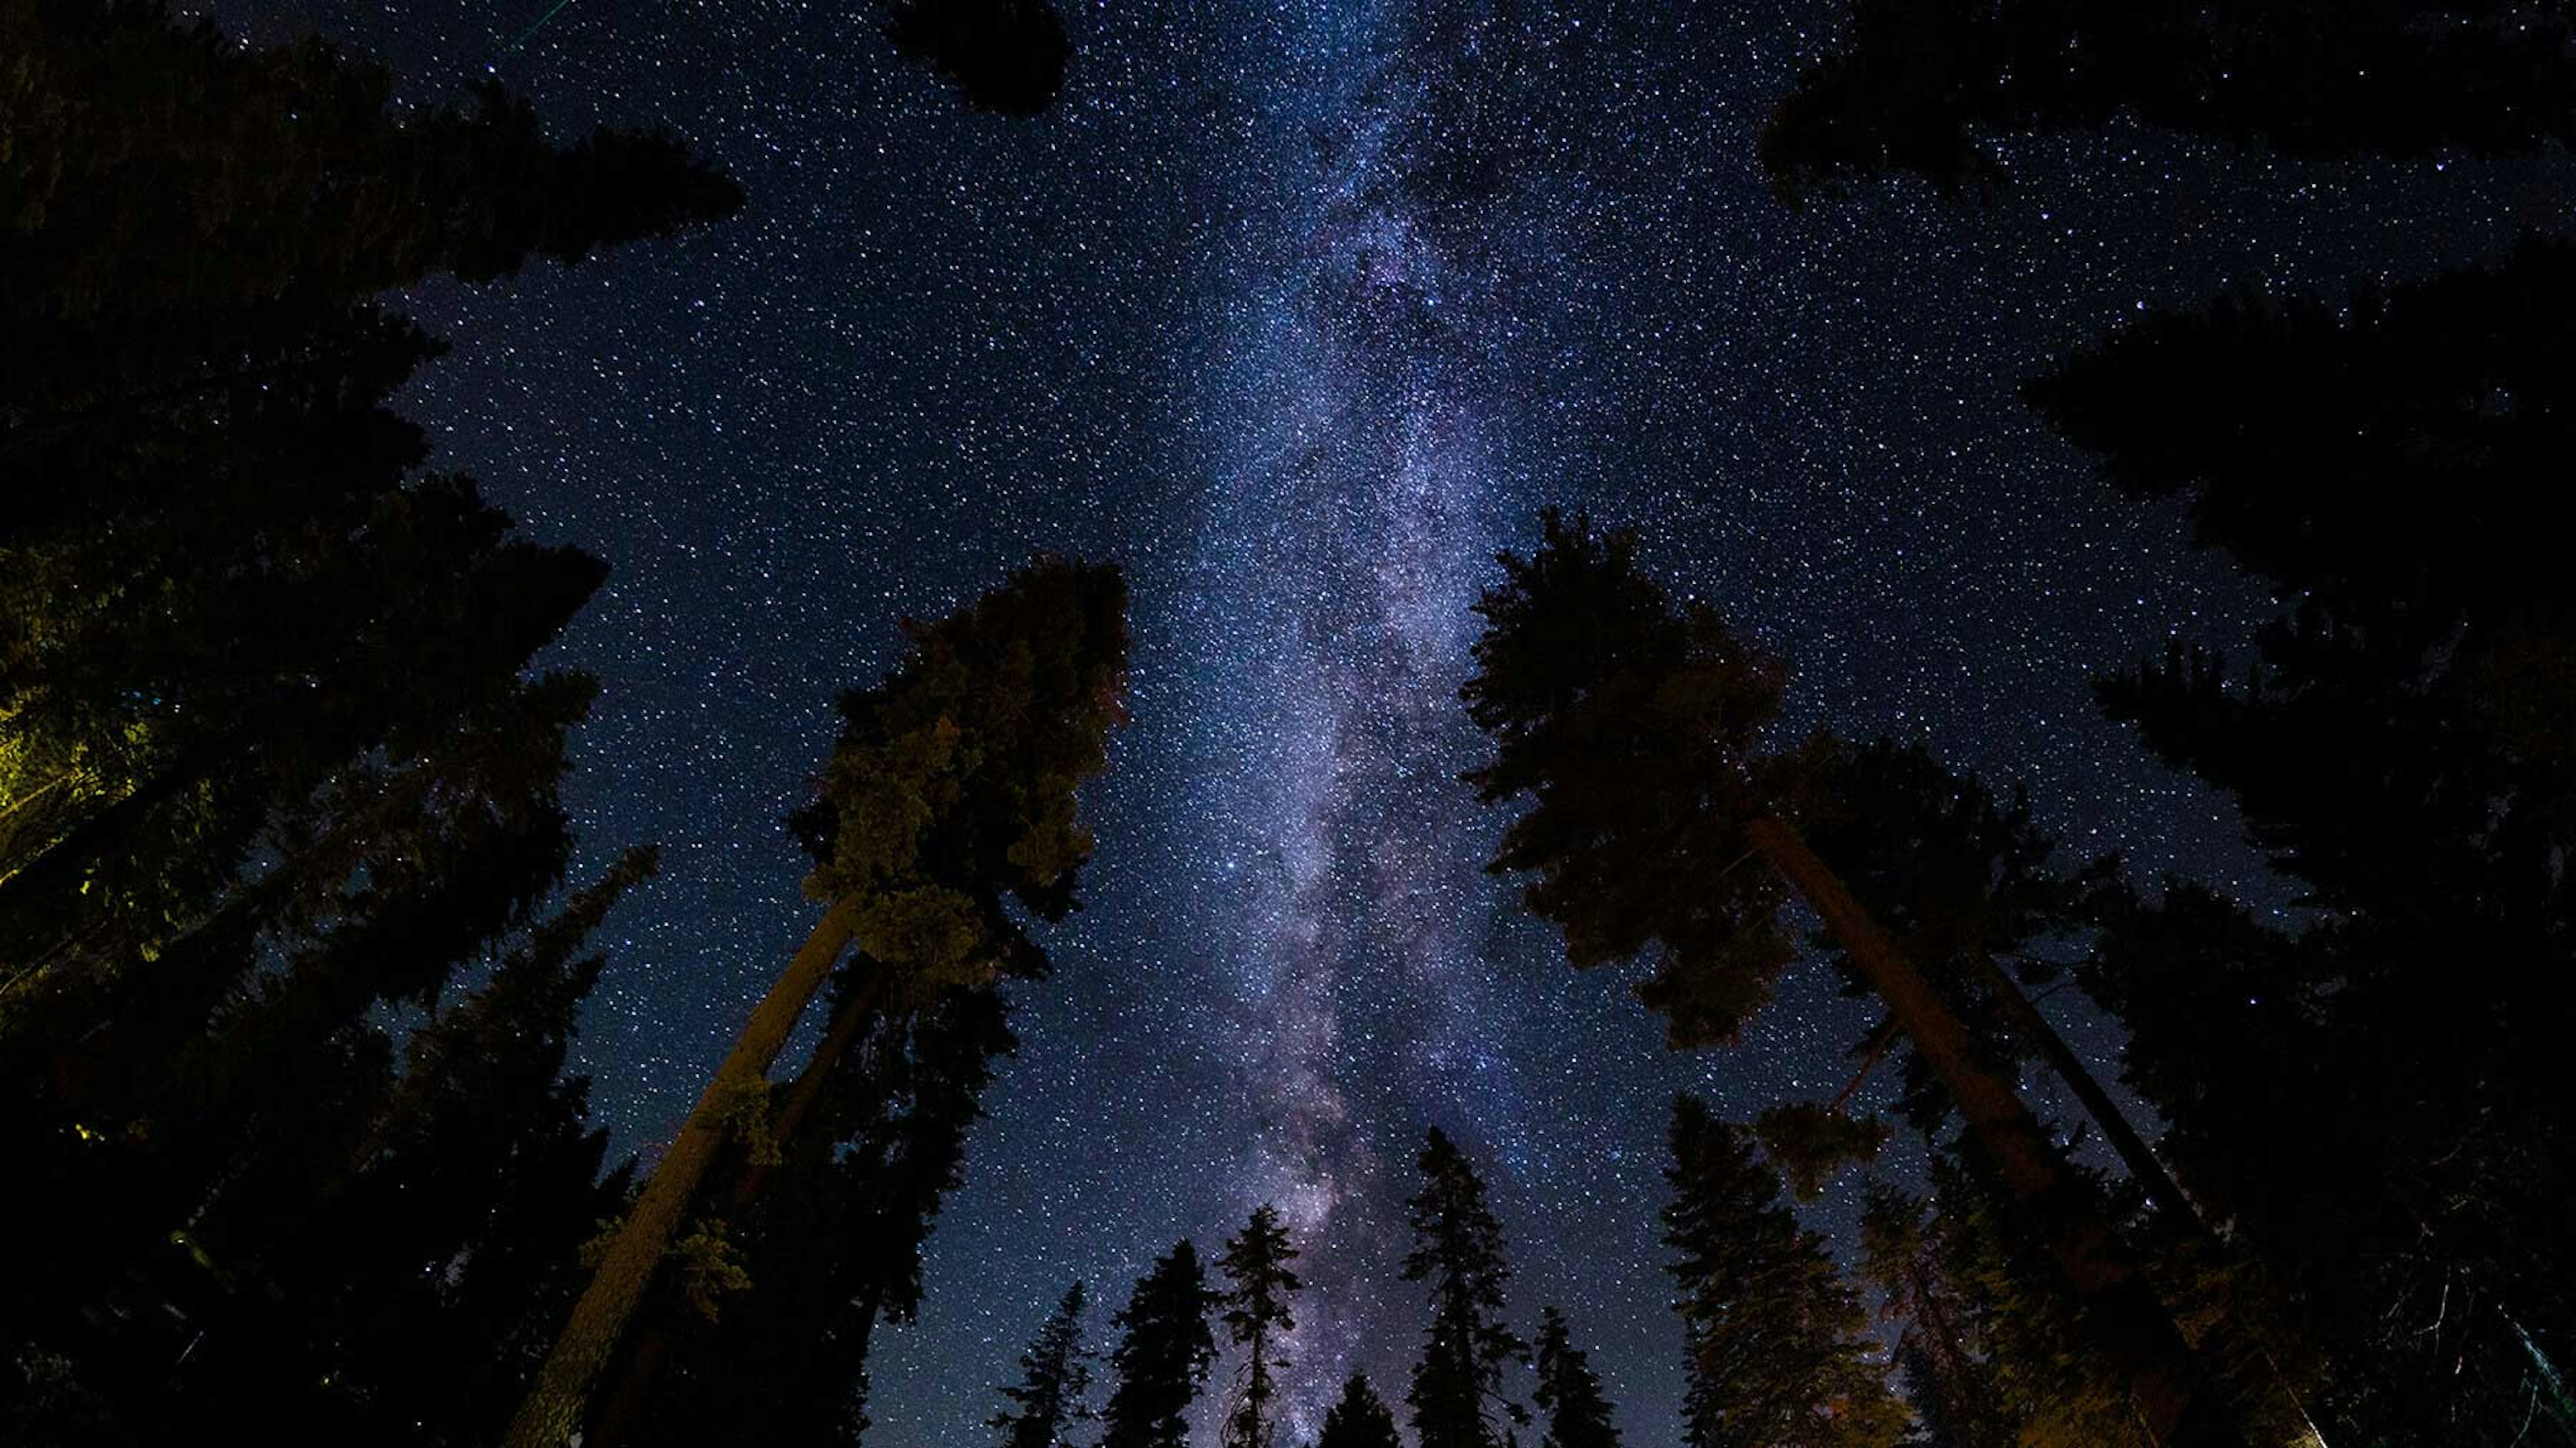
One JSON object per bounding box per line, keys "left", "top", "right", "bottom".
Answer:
{"left": 1742, "top": 814, "right": 2243, "bottom": 1448}
{"left": 725, "top": 963, "right": 898, "bottom": 1211}
{"left": 1966, "top": 951, "right": 2208, "bottom": 1238}
{"left": 586, "top": 962, "right": 903, "bottom": 1448}
{"left": 1969, "top": 953, "right": 2360, "bottom": 1444}
{"left": 504, "top": 895, "right": 863, "bottom": 1448}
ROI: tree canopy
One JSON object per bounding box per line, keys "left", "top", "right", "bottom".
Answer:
{"left": 1098, "top": 1240, "right": 1220, "bottom": 1448}
{"left": 1666, "top": 1095, "right": 1909, "bottom": 1448}
{"left": 1404, "top": 1127, "right": 1528, "bottom": 1448}
{"left": 1532, "top": 1306, "right": 1623, "bottom": 1448}
{"left": 1762, "top": 0, "right": 2576, "bottom": 199}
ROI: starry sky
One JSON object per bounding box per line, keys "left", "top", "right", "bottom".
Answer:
{"left": 201, "top": 1, "right": 2576, "bottom": 1442}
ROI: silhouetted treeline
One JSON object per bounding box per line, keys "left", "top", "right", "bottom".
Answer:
{"left": 1763, "top": 0, "right": 2576, "bottom": 197}
{"left": 2026, "top": 238, "right": 2576, "bottom": 1444}
{"left": 515, "top": 555, "right": 1130, "bottom": 1447}
{"left": 0, "top": 1, "right": 740, "bottom": 1441}
{"left": 3, "top": 1, "right": 1097, "bottom": 1443}
{"left": 979, "top": 1135, "right": 1655, "bottom": 1448}
{"left": 13, "top": 1, "right": 2575, "bottom": 1446}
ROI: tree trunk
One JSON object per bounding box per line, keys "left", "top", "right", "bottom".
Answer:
{"left": 504, "top": 896, "right": 862, "bottom": 1448}
{"left": 1969, "top": 956, "right": 2356, "bottom": 1444}
{"left": 585, "top": 960, "right": 900, "bottom": 1448}
{"left": 584, "top": 1312, "right": 675, "bottom": 1448}
{"left": 1966, "top": 951, "right": 2208, "bottom": 1237}
{"left": 1741, "top": 814, "right": 2240, "bottom": 1447}
{"left": 729, "top": 964, "right": 896, "bottom": 1209}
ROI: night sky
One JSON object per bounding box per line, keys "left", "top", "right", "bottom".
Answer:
{"left": 199, "top": 2, "right": 2576, "bottom": 1442}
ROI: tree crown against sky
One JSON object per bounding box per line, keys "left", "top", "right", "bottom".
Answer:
{"left": 991, "top": 1280, "right": 1094, "bottom": 1448}
{"left": 1665, "top": 1095, "right": 1908, "bottom": 1448}
{"left": 1761, "top": 0, "right": 2576, "bottom": 199}
{"left": 0, "top": 1, "right": 739, "bottom": 322}
{"left": 1461, "top": 508, "right": 1799, "bottom": 1049}
{"left": 1098, "top": 1239, "right": 1220, "bottom": 1448}
{"left": 1318, "top": 1374, "right": 1404, "bottom": 1448}
{"left": 1404, "top": 1127, "right": 1528, "bottom": 1448}
{"left": 791, "top": 554, "right": 1130, "bottom": 1002}
{"left": 1216, "top": 1202, "right": 1304, "bottom": 1448}
{"left": 884, "top": 0, "right": 1073, "bottom": 117}
{"left": 1532, "top": 1305, "right": 1622, "bottom": 1448}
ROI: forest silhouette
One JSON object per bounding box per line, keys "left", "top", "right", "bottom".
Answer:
{"left": 3, "top": 1, "right": 2572, "bottom": 1445}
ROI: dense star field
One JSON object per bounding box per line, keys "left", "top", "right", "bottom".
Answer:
{"left": 198, "top": 1, "right": 2576, "bottom": 1441}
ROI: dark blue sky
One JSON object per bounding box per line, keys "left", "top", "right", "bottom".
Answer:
{"left": 203, "top": 1, "right": 2575, "bottom": 1441}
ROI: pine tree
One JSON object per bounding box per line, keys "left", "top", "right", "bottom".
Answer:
{"left": 1216, "top": 1203, "right": 1303, "bottom": 1448}
{"left": 3, "top": 836, "right": 656, "bottom": 1445}
{"left": 1858, "top": 1181, "right": 2025, "bottom": 1448}
{"left": 0, "top": 465, "right": 608, "bottom": 977}
{"left": 1098, "top": 1241, "right": 1220, "bottom": 1448}
{"left": 991, "top": 1282, "right": 1093, "bottom": 1448}
{"left": 1403, "top": 1127, "right": 1525, "bottom": 1448}
{"left": 1461, "top": 510, "right": 2241, "bottom": 1445}
{"left": 1664, "top": 1096, "right": 1907, "bottom": 1448}
{"left": 1793, "top": 740, "right": 2196, "bottom": 1225}
{"left": 0, "top": 0, "right": 737, "bottom": 976}
{"left": 0, "top": 5, "right": 729, "bottom": 1441}
{"left": 601, "top": 981, "right": 1021, "bottom": 1448}
{"left": 263, "top": 848, "right": 659, "bottom": 1444}
{"left": 1760, "top": 0, "right": 2576, "bottom": 199}
{"left": 1801, "top": 744, "right": 2335, "bottom": 1443}
{"left": 0, "top": 3, "right": 741, "bottom": 327}
{"left": 2029, "top": 237, "right": 2576, "bottom": 686}
{"left": 511, "top": 556, "right": 1128, "bottom": 1446}
{"left": 2028, "top": 237, "right": 2576, "bottom": 1445}
{"left": 1531, "top": 1306, "right": 1621, "bottom": 1448}
{"left": 1, "top": 585, "right": 627, "bottom": 1445}
{"left": 1317, "top": 1374, "right": 1403, "bottom": 1448}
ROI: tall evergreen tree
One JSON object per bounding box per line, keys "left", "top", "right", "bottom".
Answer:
{"left": 1098, "top": 1241, "right": 1220, "bottom": 1448}
{"left": 2027, "top": 236, "right": 2576, "bottom": 1445}
{"left": 1531, "top": 1306, "right": 1621, "bottom": 1448}
{"left": 1, "top": 5, "right": 731, "bottom": 1443}
{"left": 1859, "top": 1180, "right": 2030, "bottom": 1448}
{"left": 1760, "top": 0, "right": 2576, "bottom": 199}
{"left": 616, "top": 981, "right": 1022, "bottom": 1448}
{"left": 991, "top": 1281, "right": 1093, "bottom": 1448}
{"left": 243, "top": 848, "right": 659, "bottom": 1445}
{"left": 1793, "top": 739, "right": 2197, "bottom": 1227}
{"left": 1461, "top": 510, "right": 2240, "bottom": 1445}
{"left": 0, "top": 2, "right": 740, "bottom": 326}
{"left": 1664, "top": 1096, "right": 1907, "bottom": 1448}
{"left": 2029, "top": 237, "right": 2576, "bottom": 678}
{"left": 1403, "top": 1127, "right": 1526, "bottom": 1448}
{"left": 590, "top": 562, "right": 1125, "bottom": 1446}
{"left": 1318, "top": 1374, "right": 1403, "bottom": 1448}
{"left": 0, "top": 0, "right": 737, "bottom": 1046}
{"left": 1, "top": 9, "right": 736, "bottom": 926}
{"left": 3, "top": 835, "right": 656, "bottom": 1445}
{"left": 513, "top": 556, "right": 1128, "bottom": 1446}
{"left": 1216, "top": 1203, "right": 1303, "bottom": 1448}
